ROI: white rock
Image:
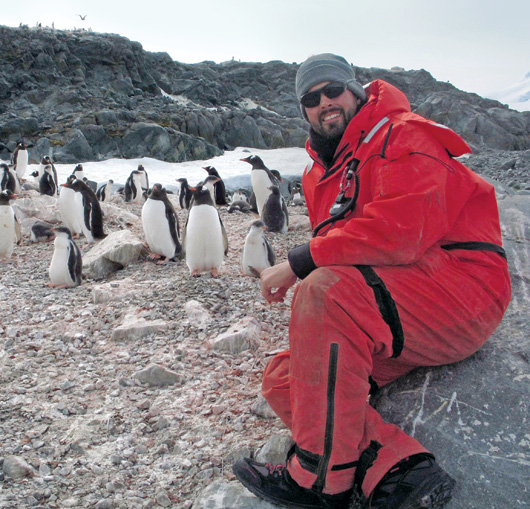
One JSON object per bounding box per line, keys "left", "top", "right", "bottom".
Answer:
{"left": 210, "top": 316, "right": 261, "bottom": 354}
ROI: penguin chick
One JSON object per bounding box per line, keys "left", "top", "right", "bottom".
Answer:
{"left": 183, "top": 184, "right": 228, "bottom": 277}
{"left": 48, "top": 226, "right": 82, "bottom": 288}
{"left": 202, "top": 166, "right": 228, "bottom": 205}
{"left": 241, "top": 220, "right": 276, "bottom": 277}
{"left": 262, "top": 185, "right": 289, "bottom": 233}
{"left": 30, "top": 221, "right": 55, "bottom": 243}
{"left": 142, "top": 183, "right": 182, "bottom": 264}
{"left": 0, "top": 189, "right": 18, "bottom": 260}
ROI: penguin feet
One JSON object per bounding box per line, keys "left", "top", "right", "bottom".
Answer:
{"left": 190, "top": 269, "right": 201, "bottom": 277}
{"left": 210, "top": 268, "right": 220, "bottom": 278}
{"left": 147, "top": 253, "right": 162, "bottom": 261}
{"left": 156, "top": 258, "right": 169, "bottom": 265}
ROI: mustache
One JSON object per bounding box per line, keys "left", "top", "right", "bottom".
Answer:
{"left": 319, "top": 108, "right": 344, "bottom": 123}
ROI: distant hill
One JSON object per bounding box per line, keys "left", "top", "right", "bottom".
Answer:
{"left": 486, "top": 72, "right": 530, "bottom": 112}
{"left": 1, "top": 25, "right": 529, "bottom": 164}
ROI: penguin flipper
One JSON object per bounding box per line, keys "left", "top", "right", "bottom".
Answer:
{"left": 264, "top": 236, "right": 276, "bottom": 267}
{"left": 282, "top": 197, "right": 289, "bottom": 227}
{"left": 166, "top": 205, "right": 182, "bottom": 256}
{"left": 68, "top": 242, "right": 82, "bottom": 286}
{"left": 14, "top": 213, "right": 22, "bottom": 245}
{"left": 218, "top": 212, "right": 229, "bottom": 255}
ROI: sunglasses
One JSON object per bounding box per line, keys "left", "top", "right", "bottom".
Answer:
{"left": 300, "top": 82, "right": 348, "bottom": 108}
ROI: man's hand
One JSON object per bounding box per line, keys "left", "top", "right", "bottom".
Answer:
{"left": 260, "top": 261, "right": 298, "bottom": 304}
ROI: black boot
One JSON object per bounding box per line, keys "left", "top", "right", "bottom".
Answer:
{"left": 362, "top": 454, "right": 455, "bottom": 508}
{"left": 233, "top": 457, "right": 353, "bottom": 508}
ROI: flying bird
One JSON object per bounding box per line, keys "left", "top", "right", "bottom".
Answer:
{"left": 78, "top": 14, "right": 87, "bottom": 20}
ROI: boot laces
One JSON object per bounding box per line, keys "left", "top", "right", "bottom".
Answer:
{"left": 265, "top": 463, "right": 285, "bottom": 478}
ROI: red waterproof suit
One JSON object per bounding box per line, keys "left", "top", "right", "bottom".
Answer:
{"left": 262, "top": 80, "right": 511, "bottom": 498}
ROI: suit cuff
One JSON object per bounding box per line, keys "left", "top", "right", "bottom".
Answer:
{"left": 288, "top": 242, "right": 318, "bottom": 279}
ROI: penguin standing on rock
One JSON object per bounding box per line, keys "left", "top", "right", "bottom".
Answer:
{"left": 48, "top": 227, "right": 82, "bottom": 288}
{"left": 241, "top": 155, "right": 279, "bottom": 216}
{"left": 202, "top": 166, "right": 228, "bottom": 205}
{"left": 176, "top": 178, "right": 192, "bottom": 210}
{"left": 67, "top": 178, "right": 106, "bottom": 242}
{"left": 124, "top": 170, "right": 144, "bottom": 203}
{"left": 183, "top": 184, "right": 228, "bottom": 277}
{"left": 142, "top": 183, "right": 182, "bottom": 264}
{"left": 0, "top": 190, "right": 18, "bottom": 260}
{"left": 96, "top": 179, "right": 114, "bottom": 202}
{"left": 39, "top": 164, "right": 58, "bottom": 196}
{"left": 241, "top": 220, "right": 276, "bottom": 277}
{"left": 12, "top": 141, "right": 29, "bottom": 179}
{"left": 262, "top": 185, "right": 289, "bottom": 233}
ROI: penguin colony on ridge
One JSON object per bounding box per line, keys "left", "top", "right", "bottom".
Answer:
{"left": 142, "top": 183, "right": 182, "bottom": 264}
{"left": 48, "top": 226, "right": 82, "bottom": 288}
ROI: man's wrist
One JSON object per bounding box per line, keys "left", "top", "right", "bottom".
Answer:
{"left": 287, "top": 242, "right": 318, "bottom": 279}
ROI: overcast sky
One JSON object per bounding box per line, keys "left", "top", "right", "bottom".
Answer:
{"left": 2, "top": 0, "right": 529, "bottom": 98}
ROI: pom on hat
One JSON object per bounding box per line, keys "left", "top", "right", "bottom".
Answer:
{"left": 296, "top": 53, "right": 367, "bottom": 104}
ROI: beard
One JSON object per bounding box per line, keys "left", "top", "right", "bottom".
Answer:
{"left": 311, "top": 108, "right": 352, "bottom": 140}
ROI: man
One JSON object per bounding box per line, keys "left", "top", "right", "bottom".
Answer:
{"left": 233, "top": 54, "right": 511, "bottom": 508}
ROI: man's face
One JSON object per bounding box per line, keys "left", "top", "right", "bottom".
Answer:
{"left": 303, "top": 82, "right": 361, "bottom": 139}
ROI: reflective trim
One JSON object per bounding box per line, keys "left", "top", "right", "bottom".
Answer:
{"left": 363, "top": 117, "right": 390, "bottom": 144}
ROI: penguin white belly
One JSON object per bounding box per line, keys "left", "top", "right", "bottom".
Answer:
{"left": 142, "top": 200, "right": 176, "bottom": 259}
{"left": 60, "top": 189, "right": 83, "bottom": 234}
{"left": 49, "top": 237, "right": 74, "bottom": 286}
{"left": 242, "top": 237, "right": 269, "bottom": 275}
{"left": 0, "top": 206, "right": 16, "bottom": 258}
{"left": 132, "top": 175, "right": 144, "bottom": 203}
{"left": 16, "top": 150, "right": 29, "bottom": 179}
{"left": 185, "top": 205, "right": 224, "bottom": 273}
{"left": 251, "top": 171, "right": 273, "bottom": 216}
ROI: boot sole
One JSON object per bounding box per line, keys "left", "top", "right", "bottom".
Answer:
{"left": 404, "top": 470, "right": 456, "bottom": 509}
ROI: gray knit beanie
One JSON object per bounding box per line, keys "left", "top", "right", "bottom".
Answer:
{"left": 295, "top": 53, "right": 367, "bottom": 103}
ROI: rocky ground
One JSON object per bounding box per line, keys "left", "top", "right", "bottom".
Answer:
{"left": 1, "top": 152, "right": 529, "bottom": 509}
{"left": 0, "top": 192, "right": 312, "bottom": 509}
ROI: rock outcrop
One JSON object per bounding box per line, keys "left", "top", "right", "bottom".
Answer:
{"left": 1, "top": 25, "right": 529, "bottom": 166}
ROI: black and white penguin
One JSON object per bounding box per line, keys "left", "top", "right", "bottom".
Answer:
{"left": 183, "top": 184, "right": 228, "bottom": 277}
{"left": 231, "top": 189, "right": 250, "bottom": 204}
{"left": 73, "top": 164, "right": 85, "bottom": 181}
{"left": 12, "top": 141, "right": 29, "bottom": 179}
{"left": 288, "top": 182, "right": 305, "bottom": 206}
{"left": 23, "top": 170, "right": 40, "bottom": 191}
{"left": 0, "top": 189, "right": 18, "bottom": 260}
{"left": 38, "top": 156, "right": 58, "bottom": 192}
{"left": 39, "top": 164, "right": 58, "bottom": 196}
{"left": 262, "top": 185, "right": 289, "bottom": 233}
{"left": 142, "top": 183, "right": 182, "bottom": 264}
{"left": 59, "top": 175, "right": 84, "bottom": 237}
{"left": 201, "top": 175, "right": 221, "bottom": 201}
{"left": 48, "top": 226, "right": 82, "bottom": 288}
{"left": 30, "top": 221, "right": 55, "bottom": 243}
{"left": 176, "top": 178, "right": 193, "bottom": 210}
{"left": 241, "top": 155, "right": 280, "bottom": 216}
{"left": 227, "top": 200, "right": 252, "bottom": 214}
{"left": 124, "top": 170, "right": 144, "bottom": 203}
{"left": 202, "top": 166, "right": 228, "bottom": 205}
{"left": 137, "top": 164, "right": 149, "bottom": 191}
{"left": 1, "top": 163, "right": 18, "bottom": 193}
{"left": 241, "top": 220, "right": 276, "bottom": 277}
{"left": 67, "top": 178, "right": 106, "bottom": 242}
{"left": 96, "top": 179, "right": 114, "bottom": 202}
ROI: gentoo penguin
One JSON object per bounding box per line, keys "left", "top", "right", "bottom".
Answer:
{"left": 38, "top": 156, "right": 58, "bottom": 192}
{"left": 66, "top": 178, "right": 106, "bottom": 242}
{"left": 201, "top": 175, "right": 221, "bottom": 201}
{"left": 73, "top": 164, "right": 85, "bottom": 181}
{"left": 96, "top": 179, "right": 114, "bottom": 202}
{"left": 23, "top": 170, "right": 40, "bottom": 191}
{"left": 241, "top": 220, "right": 276, "bottom": 277}
{"left": 202, "top": 166, "right": 228, "bottom": 205}
{"left": 48, "top": 227, "right": 82, "bottom": 288}
{"left": 262, "top": 185, "right": 289, "bottom": 233}
{"left": 124, "top": 170, "right": 144, "bottom": 203}
{"left": 1, "top": 163, "right": 17, "bottom": 193}
{"left": 59, "top": 175, "right": 84, "bottom": 237}
{"left": 142, "top": 183, "right": 182, "bottom": 264}
{"left": 137, "top": 164, "right": 149, "bottom": 191}
{"left": 227, "top": 200, "right": 252, "bottom": 214}
{"left": 241, "top": 155, "right": 280, "bottom": 216}
{"left": 176, "top": 178, "right": 192, "bottom": 210}
{"left": 39, "top": 164, "right": 58, "bottom": 196}
{"left": 231, "top": 189, "right": 250, "bottom": 204}
{"left": 30, "top": 221, "right": 55, "bottom": 243}
{"left": 0, "top": 190, "right": 18, "bottom": 260}
{"left": 12, "top": 141, "right": 29, "bottom": 179}
{"left": 183, "top": 184, "right": 228, "bottom": 277}
{"left": 288, "top": 182, "right": 305, "bottom": 206}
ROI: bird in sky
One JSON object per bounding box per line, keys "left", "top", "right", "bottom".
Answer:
{"left": 78, "top": 14, "right": 87, "bottom": 20}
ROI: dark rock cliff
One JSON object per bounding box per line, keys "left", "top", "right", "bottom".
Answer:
{"left": 1, "top": 25, "right": 529, "bottom": 165}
